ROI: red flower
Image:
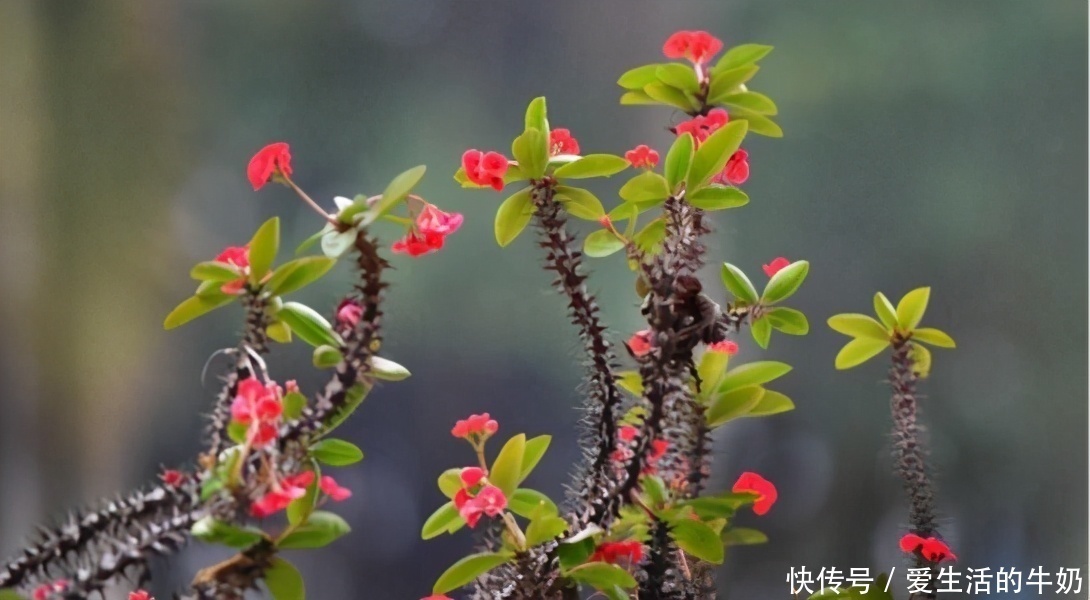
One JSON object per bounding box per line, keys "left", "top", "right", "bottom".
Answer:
{"left": 129, "top": 591, "right": 153, "bottom": 600}
{"left": 320, "top": 475, "right": 352, "bottom": 502}
{"left": 762, "top": 257, "right": 791, "bottom": 277}
{"left": 250, "top": 471, "right": 314, "bottom": 518}
{"left": 732, "top": 471, "right": 778, "bottom": 516}
{"left": 714, "top": 149, "right": 749, "bottom": 186}
{"left": 663, "top": 31, "right": 723, "bottom": 65}
{"left": 900, "top": 534, "right": 957, "bottom": 563}
{"left": 336, "top": 298, "right": 363, "bottom": 328}
{"left": 456, "top": 484, "right": 507, "bottom": 528}
{"left": 215, "top": 245, "right": 250, "bottom": 295}
{"left": 33, "top": 580, "right": 68, "bottom": 600}
{"left": 625, "top": 144, "right": 660, "bottom": 169}
{"left": 159, "top": 469, "right": 185, "bottom": 488}
{"left": 618, "top": 425, "right": 639, "bottom": 442}
{"left": 451, "top": 413, "right": 499, "bottom": 441}
{"left": 231, "top": 377, "right": 283, "bottom": 447}
{"left": 416, "top": 204, "right": 464, "bottom": 237}
{"left": 627, "top": 329, "right": 653, "bottom": 357}
{"left": 247, "top": 142, "right": 293, "bottom": 191}
{"left": 590, "top": 540, "right": 644, "bottom": 565}
{"left": 391, "top": 230, "right": 445, "bottom": 257}
{"left": 549, "top": 128, "right": 580, "bottom": 156}
{"left": 649, "top": 439, "right": 669, "bottom": 463}
{"left": 674, "top": 108, "right": 730, "bottom": 146}
{"left": 460, "top": 467, "right": 486, "bottom": 487}
{"left": 463, "top": 149, "right": 509, "bottom": 191}
{"left": 708, "top": 340, "right": 739, "bottom": 355}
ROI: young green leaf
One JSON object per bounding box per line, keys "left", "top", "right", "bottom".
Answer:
{"left": 421, "top": 502, "right": 461, "bottom": 540}
{"left": 655, "top": 63, "right": 700, "bottom": 94}
{"left": 827, "top": 314, "right": 889, "bottom": 340}
{"left": 720, "top": 263, "right": 759, "bottom": 304}
{"left": 696, "top": 349, "right": 730, "bottom": 395}
{"left": 566, "top": 562, "right": 638, "bottom": 589}
{"left": 583, "top": 229, "right": 626, "bottom": 258}
{"left": 489, "top": 434, "right": 526, "bottom": 496}
{"left": 670, "top": 519, "right": 725, "bottom": 564}
{"left": 643, "top": 82, "right": 697, "bottom": 112}
{"left": 910, "top": 342, "right": 933, "bottom": 378}
{"left": 615, "top": 370, "right": 644, "bottom": 396}
{"left": 730, "top": 109, "right": 784, "bottom": 138}
{"left": 264, "top": 557, "right": 305, "bottom": 600}
{"left": 265, "top": 257, "right": 336, "bottom": 298}
{"left": 278, "top": 302, "right": 341, "bottom": 348}
{"left": 873, "top": 292, "right": 899, "bottom": 330}
{"left": 286, "top": 466, "right": 320, "bottom": 526}
{"left": 512, "top": 128, "right": 547, "bottom": 179}
{"left": 248, "top": 217, "right": 280, "bottom": 284}
{"left": 553, "top": 155, "right": 628, "bottom": 179}
{"left": 312, "top": 344, "right": 342, "bottom": 369}
{"left": 911, "top": 328, "right": 956, "bottom": 348}
{"left": 721, "top": 91, "right": 778, "bottom": 115}
{"left": 751, "top": 315, "right": 772, "bottom": 348}
{"left": 762, "top": 260, "right": 809, "bottom": 304}
{"left": 765, "top": 307, "right": 809, "bottom": 335}
{"left": 495, "top": 187, "right": 535, "bottom": 247}
{"left": 707, "top": 385, "right": 765, "bottom": 427}
{"left": 633, "top": 218, "right": 666, "bottom": 254}
{"left": 277, "top": 511, "right": 351, "bottom": 549}
{"left": 525, "top": 513, "right": 568, "bottom": 547}
{"left": 714, "top": 44, "right": 773, "bottom": 72}
{"left": 719, "top": 361, "right": 792, "bottom": 391}
{"left": 524, "top": 96, "right": 549, "bottom": 138}
{"left": 687, "top": 186, "right": 748, "bottom": 211}
{"left": 554, "top": 186, "right": 606, "bottom": 220}
{"left": 438, "top": 469, "right": 462, "bottom": 498}
{"left": 687, "top": 121, "right": 748, "bottom": 190}
{"left": 433, "top": 552, "right": 513, "bottom": 594}
{"left": 664, "top": 133, "right": 694, "bottom": 191}
{"left": 267, "top": 320, "right": 292, "bottom": 344}
{"left": 370, "top": 356, "right": 411, "bottom": 381}
{"left": 310, "top": 438, "right": 364, "bottom": 466}
{"left": 509, "top": 488, "right": 558, "bottom": 518}
{"left": 707, "top": 65, "right": 759, "bottom": 104}
{"left": 282, "top": 391, "right": 307, "bottom": 420}
{"left": 722, "top": 527, "right": 769, "bottom": 546}
{"left": 191, "top": 516, "right": 266, "bottom": 548}
{"left": 744, "top": 389, "right": 795, "bottom": 417}
{"left": 320, "top": 229, "right": 356, "bottom": 259}
{"left": 617, "top": 64, "right": 664, "bottom": 89}
{"left": 834, "top": 337, "right": 889, "bottom": 370}
{"left": 619, "top": 90, "right": 657, "bottom": 105}
{"left": 557, "top": 537, "right": 597, "bottom": 570}
{"left": 362, "top": 165, "right": 427, "bottom": 225}
{"left": 163, "top": 293, "right": 235, "bottom": 330}
{"left": 519, "top": 435, "right": 552, "bottom": 483}
{"left": 619, "top": 171, "right": 670, "bottom": 203}
{"left": 190, "top": 261, "right": 241, "bottom": 282}
{"left": 896, "top": 287, "right": 931, "bottom": 330}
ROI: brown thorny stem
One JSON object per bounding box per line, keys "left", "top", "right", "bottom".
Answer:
{"left": 890, "top": 338, "right": 941, "bottom": 600}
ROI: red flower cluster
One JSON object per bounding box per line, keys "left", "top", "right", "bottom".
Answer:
{"left": 462, "top": 149, "right": 509, "bottom": 191}
{"left": 231, "top": 377, "right": 284, "bottom": 447}
{"left": 247, "top": 142, "right": 293, "bottom": 191}
{"left": 215, "top": 244, "right": 251, "bottom": 295}
{"left": 900, "top": 534, "right": 957, "bottom": 563}
{"left": 762, "top": 256, "right": 791, "bottom": 277}
{"left": 159, "top": 468, "right": 185, "bottom": 488}
{"left": 675, "top": 108, "right": 730, "bottom": 145}
{"left": 33, "top": 580, "right": 68, "bottom": 600}
{"left": 708, "top": 340, "right": 739, "bottom": 355}
{"left": 663, "top": 31, "right": 724, "bottom": 65}
{"left": 612, "top": 425, "right": 668, "bottom": 472}
{"left": 714, "top": 149, "right": 750, "bottom": 186}
{"left": 129, "top": 591, "right": 154, "bottom": 600}
{"left": 625, "top": 144, "right": 660, "bottom": 169}
{"left": 732, "top": 471, "right": 778, "bottom": 516}
{"left": 451, "top": 413, "right": 499, "bottom": 442}
{"left": 391, "top": 203, "right": 465, "bottom": 257}
{"left": 336, "top": 298, "right": 363, "bottom": 329}
{"left": 549, "top": 128, "right": 580, "bottom": 156}
{"left": 627, "top": 329, "right": 653, "bottom": 357}
{"left": 251, "top": 471, "right": 314, "bottom": 518}
{"left": 320, "top": 475, "right": 353, "bottom": 502}
{"left": 453, "top": 468, "right": 507, "bottom": 528}
{"left": 590, "top": 540, "right": 644, "bottom": 565}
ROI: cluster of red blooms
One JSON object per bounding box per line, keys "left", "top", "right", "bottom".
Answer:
{"left": 899, "top": 534, "right": 957, "bottom": 563}
{"left": 611, "top": 424, "right": 668, "bottom": 473}
{"left": 231, "top": 377, "right": 285, "bottom": 447}
{"left": 625, "top": 144, "right": 660, "bottom": 169}
{"left": 32, "top": 580, "right": 67, "bottom": 600}
{"left": 762, "top": 256, "right": 791, "bottom": 277}
{"left": 391, "top": 203, "right": 465, "bottom": 257}
{"left": 673, "top": 108, "right": 750, "bottom": 186}
{"left": 450, "top": 412, "right": 499, "bottom": 442}
{"left": 462, "top": 128, "right": 582, "bottom": 192}
{"left": 452, "top": 467, "right": 508, "bottom": 528}
{"left": 732, "top": 471, "right": 778, "bottom": 516}
{"left": 549, "top": 128, "right": 580, "bottom": 156}
{"left": 663, "top": 30, "right": 724, "bottom": 66}
{"left": 589, "top": 540, "right": 644, "bottom": 565}
{"left": 214, "top": 244, "right": 251, "bottom": 295}
{"left": 249, "top": 470, "right": 352, "bottom": 518}
{"left": 247, "top": 142, "right": 293, "bottom": 191}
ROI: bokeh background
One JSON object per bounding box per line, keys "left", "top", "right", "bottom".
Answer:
{"left": 0, "top": 2, "right": 1086, "bottom": 599}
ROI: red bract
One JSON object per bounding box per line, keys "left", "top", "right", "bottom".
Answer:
{"left": 250, "top": 471, "right": 314, "bottom": 518}
{"left": 391, "top": 230, "right": 445, "bottom": 257}
{"left": 460, "top": 466, "right": 486, "bottom": 487}
{"left": 590, "top": 540, "right": 644, "bottom": 565}
{"left": 451, "top": 412, "right": 499, "bottom": 441}
{"left": 625, "top": 144, "right": 660, "bottom": 169}
{"left": 674, "top": 108, "right": 730, "bottom": 145}
{"left": 159, "top": 469, "right": 185, "bottom": 488}
{"left": 215, "top": 245, "right": 250, "bottom": 295}
{"left": 762, "top": 256, "right": 791, "bottom": 277}
{"left": 618, "top": 425, "right": 639, "bottom": 442}
{"left": 663, "top": 30, "right": 724, "bottom": 65}
{"left": 463, "top": 149, "right": 509, "bottom": 191}
{"left": 455, "top": 484, "right": 507, "bottom": 528}
{"left": 416, "top": 204, "right": 465, "bottom": 237}
{"left": 320, "top": 475, "right": 352, "bottom": 502}
{"left": 627, "top": 329, "right": 653, "bottom": 357}
{"left": 336, "top": 298, "right": 363, "bottom": 328}
{"left": 33, "top": 580, "right": 68, "bottom": 600}
{"left": 899, "top": 534, "right": 957, "bottom": 563}
{"left": 708, "top": 340, "right": 739, "bottom": 355}
{"left": 231, "top": 377, "right": 283, "bottom": 447}
{"left": 129, "top": 591, "right": 153, "bottom": 600}
{"left": 714, "top": 149, "right": 750, "bottom": 186}
{"left": 549, "top": 128, "right": 580, "bottom": 156}
{"left": 247, "top": 142, "right": 293, "bottom": 191}
{"left": 732, "top": 471, "right": 778, "bottom": 516}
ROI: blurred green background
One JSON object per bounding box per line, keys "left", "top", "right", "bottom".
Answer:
{"left": 0, "top": 2, "right": 1086, "bottom": 598}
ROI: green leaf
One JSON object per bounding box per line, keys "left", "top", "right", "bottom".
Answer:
{"left": 265, "top": 557, "right": 305, "bottom": 600}
{"left": 873, "top": 292, "right": 899, "bottom": 330}
{"left": 421, "top": 501, "right": 461, "bottom": 540}
{"left": 766, "top": 307, "right": 809, "bottom": 335}
{"left": 310, "top": 438, "right": 364, "bottom": 466}
{"left": 762, "top": 260, "right": 809, "bottom": 304}
{"left": 557, "top": 537, "right": 596, "bottom": 570}
{"left": 896, "top": 287, "right": 931, "bottom": 330}
{"left": 696, "top": 349, "right": 730, "bottom": 395}
{"left": 643, "top": 82, "right": 697, "bottom": 112}
{"left": 566, "top": 562, "right": 638, "bottom": 589}
{"left": 619, "top": 170, "right": 670, "bottom": 203}
{"left": 827, "top": 314, "right": 889, "bottom": 340}
{"left": 687, "top": 186, "right": 748, "bottom": 211}
{"left": 509, "top": 488, "right": 558, "bottom": 518}
{"left": 617, "top": 64, "right": 664, "bottom": 89}
{"left": 745, "top": 389, "right": 795, "bottom": 417}
{"left": 664, "top": 133, "right": 694, "bottom": 192}
{"left": 719, "top": 361, "right": 792, "bottom": 391}
{"left": 713, "top": 44, "right": 773, "bottom": 73}
{"left": 163, "top": 293, "right": 234, "bottom": 329}
{"left": 722, "top": 527, "right": 768, "bottom": 546}
{"left": 438, "top": 469, "right": 462, "bottom": 499}
{"left": 278, "top": 302, "right": 341, "bottom": 348}
{"left": 670, "top": 519, "right": 725, "bottom": 564}
{"left": 525, "top": 513, "right": 568, "bottom": 547}
{"left": 227, "top": 421, "right": 247, "bottom": 444}
{"left": 512, "top": 128, "right": 547, "bottom": 179}
{"left": 683, "top": 492, "right": 757, "bottom": 519}
{"left": 296, "top": 223, "right": 333, "bottom": 255}
{"left": 834, "top": 337, "right": 890, "bottom": 370}
{"left": 707, "top": 385, "right": 765, "bottom": 427}
{"left": 519, "top": 435, "right": 551, "bottom": 483}
{"left": 0, "top": 591, "right": 26, "bottom": 600}
{"left": 619, "top": 90, "right": 657, "bottom": 105}
{"left": 554, "top": 155, "right": 628, "bottom": 179}
{"left": 720, "top": 263, "right": 759, "bottom": 304}
{"left": 371, "top": 356, "right": 411, "bottom": 381}
{"left": 687, "top": 121, "right": 748, "bottom": 190}
{"left": 320, "top": 229, "right": 356, "bottom": 259}
{"left": 633, "top": 218, "right": 666, "bottom": 254}
{"left": 912, "top": 328, "right": 955, "bottom": 348}
{"left": 751, "top": 316, "right": 772, "bottom": 349}
{"left": 191, "top": 516, "right": 266, "bottom": 548}
{"left": 495, "top": 187, "right": 535, "bottom": 247}
{"left": 267, "top": 320, "right": 292, "bottom": 344}
{"left": 721, "top": 91, "right": 778, "bottom": 115}
{"left": 248, "top": 217, "right": 280, "bottom": 284}
{"left": 454, "top": 164, "right": 526, "bottom": 189}
{"left": 282, "top": 391, "right": 307, "bottom": 420}
{"left": 616, "top": 370, "right": 643, "bottom": 396}
{"left": 318, "top": 382, "right": 370, "bottom": 437}
{"left": 286, "top": 466, "right": 320, "bottom": 526}
{"left": 730, "top": 109, "right": 783, "bottom": 138}
{"left": 554, "top": 186, "right": 606, "bottom": 220}
{"left": 707, "top": 65, "right": 759, "bottom": 104}
{"left": 489, "top": 434, "right": 526, "bottom": 496}
{"left": 583, "top": 229, "right": 626, "bottom": 258}
{"left": 312, "top": 344, "right": 343, "bottom": 369}
{"left": 642, "top": 475, "right": 668, "bottom": 508}
{"left": 655, "top": 63, "right": 700, "bottom": 93}
{"left": 524, "top": 96, "right": 549, "bottom": 137}
{"left": 190, "top": 261, "right": 241, "bottom": 282}
{"left": 361, "top": 165, "right": 427, "bottom": 225}
{"left": 265, "top": 257, "right": 336, "bottom": 297}
{"left": 433, "top": 552, "right": 513, "bottom": 594}
{"left": 911, "top": 342, "right": 932, "bottom": 378}
{"left": 277, "top": 511, "right": 351, "bottom": 549}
